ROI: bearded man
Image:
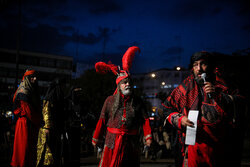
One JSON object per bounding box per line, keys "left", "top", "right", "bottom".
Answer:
{"left": 92, "top": 46, "right": 152, "bottom": 167}
{"left": 162, "top": 51, "right": 243, "bottom": 167}
{"left": 11, "top": 69, "right": 42, "bottom": 167}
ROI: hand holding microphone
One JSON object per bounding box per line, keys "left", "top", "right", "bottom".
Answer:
{"left": 201, "top": 73, "right": 215, "bottom": 99}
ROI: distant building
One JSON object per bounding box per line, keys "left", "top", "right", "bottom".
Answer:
{"left": 0, "top": 48, "right": 73, "bottom": 98}
{"left": 132, "top": 68, "right": 190, "bottom": 110}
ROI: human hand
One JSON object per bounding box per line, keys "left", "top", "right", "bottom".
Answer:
{"left": 181, "top": 116, "right": 194, "bottom": 127}
{"left": 146, "top": 139, "right": 152, "bottom": 147}
{"left": 92, "top": 141, "right": 97, "bottom": 147}
{"left": 45, "top": 129, "right": 50, "bottom": 134}
{"left": 203, "top": 82, "right": 215, "bottom": 95}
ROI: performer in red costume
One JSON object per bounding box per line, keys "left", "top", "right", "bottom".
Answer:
{"left": 11, "top": 69, "right": 42, "bottom": 167}
{"left": 92, "top": 46, "right": 152, "bottom": 167}
{"left": 163, "top": 51, "right": 244, "bottom": 167}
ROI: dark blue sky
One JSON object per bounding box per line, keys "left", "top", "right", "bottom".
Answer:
{"left": 0, "top": 0, "right": 249, "bottom": 73}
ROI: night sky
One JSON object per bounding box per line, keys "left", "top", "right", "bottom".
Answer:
{"left": 1, "top": 0, "right": 249, "bottom": 73}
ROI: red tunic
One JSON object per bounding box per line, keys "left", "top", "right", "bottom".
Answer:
{"left": 92, "top": 95, "right": 152, "bottom": 167}
{"left": 11, "top": 100, "right": 41, "bottom": 167}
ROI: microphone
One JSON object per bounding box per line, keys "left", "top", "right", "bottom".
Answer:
{"left": 201, "top": 73, "right": 212, "bottom": 99}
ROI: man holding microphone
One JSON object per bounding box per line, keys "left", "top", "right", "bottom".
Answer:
{"left": 162, "top": 51, "right": 243, "bottom": 167}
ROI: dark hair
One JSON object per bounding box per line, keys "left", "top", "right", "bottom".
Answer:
{"left": 189, "top": 51, "right": 214, "bottom": 69}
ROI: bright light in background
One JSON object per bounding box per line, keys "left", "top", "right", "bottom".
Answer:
{"left": 161, "top": 82, "right": 166, "bottom": 86}
{"left": 176, "top": 66, "right": 181, "bottom": 71}
{"left": 149, "top": 117, "right": 155, "bottom": 120}
{"left": 151, "top": 73, "right": 156, "bottom": 78}
{"left": 5, "top": 111, "right": 13, "bottom": 118}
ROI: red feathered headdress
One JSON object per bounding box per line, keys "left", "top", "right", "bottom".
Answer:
{"left": 122, "top": 46, "right": 140, "bottom": 72}
{"left": 95, "top": 46, "right": 140, "bottom": 93}
{"left": 95, "top": 62, "right": 118, "bottom": 75}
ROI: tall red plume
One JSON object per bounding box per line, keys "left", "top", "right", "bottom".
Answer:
{"left": 95, "top": 62, "right": 118, "bottom": 75}
{"left": 122, "top": 46, "right": 140, "bottom": 71}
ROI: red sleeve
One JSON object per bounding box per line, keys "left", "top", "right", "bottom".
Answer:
{"left": 92, "top": 118, "right": 106, "bottom": 145}
{"left": 167, "top": 112, "right": 180, "bottom": 124}
{"left": 143, "top": 118, "right": 152, "bottom": 141}
{"left": 163, "top": 85, "right": 185, "bottom": 129}
{"left": 92, "top": 97, "right": 109, "bottom": 145}
{"left": 20, "top": 101, "right": 41, "bottom": 126}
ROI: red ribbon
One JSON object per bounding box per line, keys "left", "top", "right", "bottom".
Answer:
{"left": 22, "top": 70, "right": 35, "bottom": 81}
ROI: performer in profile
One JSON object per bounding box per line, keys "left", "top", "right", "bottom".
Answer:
{"left": 11, "top": 69, "right": 42, "bottom": 167}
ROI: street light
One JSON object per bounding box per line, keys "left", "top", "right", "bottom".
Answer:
{"left": 151, "top": 73, "right": 156, "bottom": 78}
{"left": 176, "top": 66, "right": 181, "bottom": 71}
{"left": 161, "top": 82, "right": 165, "bottom": 86}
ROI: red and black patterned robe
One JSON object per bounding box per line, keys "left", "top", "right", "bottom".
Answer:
{"left": 163, "top": 72, "right": 242, "bottom": 167}
{"left": 92, "top": 94, "right": 152, "bottom": 167}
